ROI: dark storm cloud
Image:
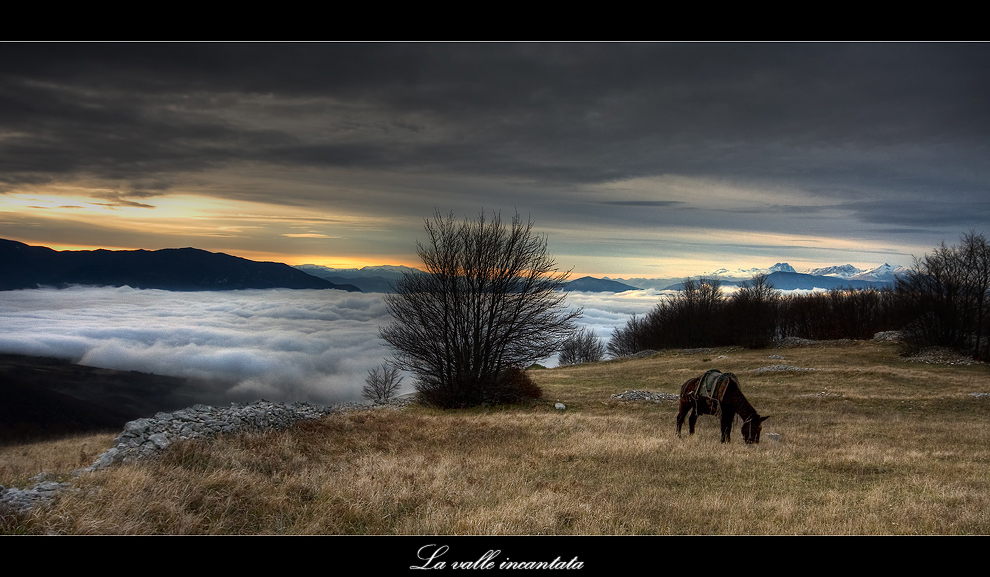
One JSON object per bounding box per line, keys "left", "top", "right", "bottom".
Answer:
{"left": 2, "top": 42, "right": 987, "bottom": 257}
{"left": 600, "top": 201, "right": 684, "bottom": 207}
{"left": 835, "top": 199, "right": 990, "bottom": 229}
{"left": 3, "top": 43, "right": 987, "bottom": 187}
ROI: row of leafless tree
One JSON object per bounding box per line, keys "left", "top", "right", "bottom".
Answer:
{"left": 606, "top": 275, "right": 787, "bottom": 355}
{"left": 896, "top": 231, "right": 990, "bottom": 358}
{"left": 605, "top": 278, "right": 905, "bottom": 355}
{"left": 604, "top": 232, "right": 990, "bottom": 359}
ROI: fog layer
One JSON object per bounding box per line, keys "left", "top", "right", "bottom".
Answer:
{"left": 0, "top": 287, "right": 648, "bottom": 405}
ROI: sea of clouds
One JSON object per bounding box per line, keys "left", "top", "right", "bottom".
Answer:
{"left": 0, "top": 286, "right": 666, "bottom": 406}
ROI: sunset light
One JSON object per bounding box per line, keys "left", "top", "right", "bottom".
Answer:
{"left": 3, "top": 43, "right": 989, "bottom": 538}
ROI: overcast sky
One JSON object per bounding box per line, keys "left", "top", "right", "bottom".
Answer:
{"left": 2, "top": 43, "right": 987, "bottom": 277}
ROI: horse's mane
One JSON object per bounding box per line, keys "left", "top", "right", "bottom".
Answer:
{"left": 722, "top": 373, "right": 758, "bottom": 420}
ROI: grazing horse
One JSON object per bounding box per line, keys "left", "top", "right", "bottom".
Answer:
{"left": 676, "top": 369, "right": 769, "bottom": 443}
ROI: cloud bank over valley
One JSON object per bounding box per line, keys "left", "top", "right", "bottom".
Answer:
{"left": 0, "top": 287, "right": 397, "bottom": 406}
{"left": 0, "top": 287, "right": 644, "bottom": 406}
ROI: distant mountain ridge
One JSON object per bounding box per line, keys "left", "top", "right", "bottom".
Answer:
{"left": 848, "top": 264, "right": 907, "bottom": 283}
{"left": 672, "top": 271, "right": 890, "bottom": 291}
{"left": 609, "top": 262, "right": 907, "bottom": 292}
{"left": 295, "top": 264, "right": 416, "bottom": 293}
{"left": 297, "top": 264, "right": 420, "bottom": 279}
{"left": 2, "top": 239, "right": 906, "bottom": 294}
{"left": 297, "top": 261, "right": 907, "bottom": 293}
{"left": 563, "top": 276, "right": 640, "bottom": 293}
{"left": 805, "top": 264, "right": 863, "bottom": 279}
{"left": 699, "top": 262, "right": 907, "bottom": 283}
{"left": 707, "top": 262, "right": 797, "bottom": 277}
{"left": 297, "top": 266, "right": 641, "bottom": 293}
{"left": 0, "top": 239, "right": 360, "bottom": 292}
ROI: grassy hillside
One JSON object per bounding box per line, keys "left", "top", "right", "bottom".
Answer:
{"left": 3, "top": 340, "right": 990, "bottom": 534}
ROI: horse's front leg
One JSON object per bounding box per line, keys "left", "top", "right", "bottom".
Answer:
{"left": 720, "top": 412, "right": 733, "bottom": 443}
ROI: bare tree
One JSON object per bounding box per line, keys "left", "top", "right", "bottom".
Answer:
{"left": 897, "top": 231, "right": 990, "bottom": 358}
{"left": 362, "top": 362, "right": 404, "bottom": 403}
{"left": 605, "top": 276, "right": 727, "bottom": 351}
{"left": 606, "top": 314, "right": 649, "bottom": 358}
{"left": 559, "top": 327, "right": 606, "bottom": 366}
{"left": 727, "top": 273, "right": 781, "bottom": 348}
{"left": 960, "top": 231, "right": 990, "bottom": 356}
{"left": 379, "top": 211, "right": 582, "bottom": 408}
{"left": 648, "top": 276, "right": 725, "bottom": 348}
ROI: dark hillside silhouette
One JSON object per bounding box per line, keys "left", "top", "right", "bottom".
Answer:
{"left": 0, "top": 354, "right": 204, "bottom": 443}
{"left": 0, "top": 239, "right": 360, "bottom": 292}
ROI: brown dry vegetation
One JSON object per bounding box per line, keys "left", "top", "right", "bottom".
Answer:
{"left": 4, "top": 340, "right": 990, "bottom": 534}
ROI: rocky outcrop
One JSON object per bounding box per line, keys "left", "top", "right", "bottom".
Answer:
{"left": 1, "top": 398, "right": 394, "bottom": 513}
{"left": 88, "top": 400, "right": 350, "bottom": 469}
{"left": 0, "top": 475, "right": 72, "bottom": 513}
{"left": 751, "top": 365, "right": 817, "bottom": 373}
{"left": 872, "top": 331, "right": 903, "bottom": 342}
{"left": 610, "top": 390, "right": 679, "bottom": 402}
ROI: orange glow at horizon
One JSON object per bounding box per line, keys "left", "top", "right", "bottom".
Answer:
{"left": 3, "top": 185, "right": 916, "bottom": 279}
{"left": 1, "top": 189, "right": 394, "bottom": 236}
{"left": 243, "top": 251, "right": 421, "bottom": 270}
{"left": 2, "top": 188, "right": 420, "bottom": 269}
{"left": 8, "top": 237, "right": 419, "bottom": 271}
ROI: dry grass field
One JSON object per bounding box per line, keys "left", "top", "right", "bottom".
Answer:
{"left": 3, "top": 339, "right": 989, "bottom": 534}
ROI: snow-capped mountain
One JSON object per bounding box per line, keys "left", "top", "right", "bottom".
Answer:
{"left": 646, "top": 261, "right": 909, "bottom": 291}
{"left": 802, "top": 263, "right": 908, "bottom": 283}
{"left": 704, "top": 263, "right": 796, "bottom": 279}
{"left": 293, "top": 261, "right": 910, "bottom": 294}
{"left": 850, "top": 264, "right": 909, "bottom": 283}
{"left": 804, "top": 264, "right": 863, "bottom": 279}
{"left": 703, "top": 262, "right": 908, "bottom": 284}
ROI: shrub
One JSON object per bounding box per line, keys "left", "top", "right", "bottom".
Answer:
{"left": 606, "top": 314, "right": 649, "bottom": 358}
{"left": 559, "top": 327, "right": 606, "bottom": 365}
{"left": 362, "top": 363, "right": 404, "bottom": 403}
{"left": 485, "top": 367, "right": 543, "bottom": 405}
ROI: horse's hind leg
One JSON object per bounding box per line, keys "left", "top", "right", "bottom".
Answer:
{"left": 688, "top": 408, "right": 698, "bottom": 435}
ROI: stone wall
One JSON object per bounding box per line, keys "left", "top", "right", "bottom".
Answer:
{"left": 1, "top": 398, "right": 392, "bottom": 513}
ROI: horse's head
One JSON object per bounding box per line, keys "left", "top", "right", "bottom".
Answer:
{"left": 742, "top": 415, "right": 770, "bottom": 444}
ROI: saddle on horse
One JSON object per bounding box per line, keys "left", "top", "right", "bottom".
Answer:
{"left": 696, "top": 369, "right": 733, "bottom": 402}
